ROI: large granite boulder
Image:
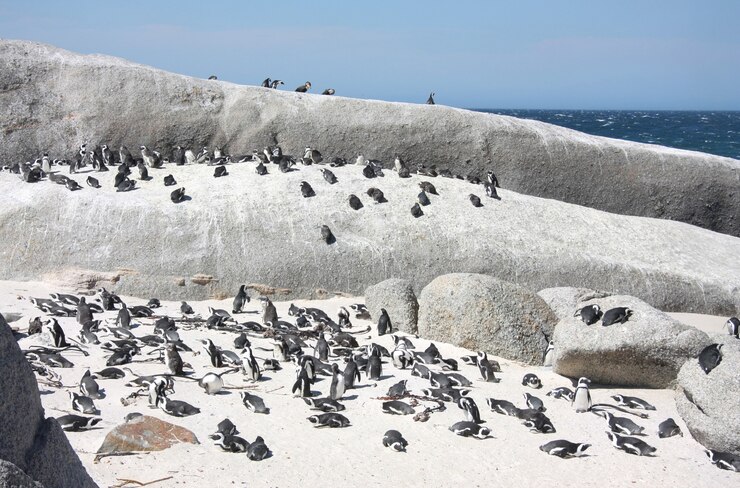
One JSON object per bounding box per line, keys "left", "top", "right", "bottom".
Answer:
{"left": 1, "top": 40, "right": 738, "bottom": 237}
{"left": 365, "top": 279, "right": 418, "bottom": 334}
{"left": 537, "top": 287, "right": 611, "bottom": 320}
{"left": 675, "top": 337, "right": 740, "bottom": 456}
{"left": 0, "top": 316, "right": 97, "bottom": 488}
{"left": 0, "top": 460, "right": 43, "bottom": 488}
{"left": 97, "top": 415, "right": 199, "bottom": 455}
{"left": 552, "top": 295, "right": 712, "bottom": 388}
{"left": 417, "top": 274, "right": 558, "bottom": 364}
{"left": 1, "top": 159, "right": 739, "bottom": 315}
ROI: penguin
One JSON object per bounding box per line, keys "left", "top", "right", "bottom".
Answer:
{"left": 300, "top": 181, "right": 316, "bottom": 198}
{"left": 94, "top": 367, "right": 125, "bottom": 379}
{"left": 106, "top": 348, "right": 134, "bottom": 366}
{"left": 477, "top": 351, "right": 499, "bottom": 383}
{"left": 261, "top": 78, "right": 271, "bottom": 87}
{"left": 469, "top": 194, "right": 483, "bottom": 207}
{"left": 214, "top": 165, "right": 228, "bottom": 177}
{"left": 343, "top": 356, "right": 361, "bottom": 389}
{"left": 601, "top": 307, "right": 633, "bottom": 326}
{"left": 163, "top": 174, "right": 176, "bottom": 186}
{"left": 657, "top": 418, "right": 683, "bottom": 438}
{"left": 321, "top": 88, "right": 335, "bottom": 95}
{"left": 382, "top": 400, "right": 415, "bottom": 415}
{"left": 65, "top": 179, "right": 82, "bottom": 191}
{"left": 216, "top": 418, "right": 238, "bottom": 436}
{"left": 171, "top": 187, "right": 186, "bottom": 203}
{"left": 542, "top": 341, "right": 555, "bottom": 366}
{"left": 210, "top": 432, "right": 249, "bottom": 453}
{"left": 367, "top": 347, "right": 382, "bottom": 380}
{"left": 46, "top": 318, "right": 70, "bottom": 348}
{"left": 86, "top": 176, "right": 101, "bottom": 188}
{"left": 320, "top": 168, "right": 337, "bottom": 184}
{"left": 80, "top": 370, "right": 104, "bottom": 399}
{"left": 165, "top": 343, "right": 184, "bottom": 375}
{"left": 240, "top": 392, "right": 270, "bottom": 414}
{"left": 727, "top": 316, "right": 740, "bottom": 338}
{"left": 429, "top": 371, "right": 452, "bottom": 389}
{"left": 411, "top": 363, "right": 431, "bottom": 379}
{"left": 610, "top": 394, "right": 656, "bottom": 410}
{"left": 57, "top": 414, "right": 102, "bottom": 432}
{"left": 522, "top": 373, "right": 542, "bottom": 389}
{"left": 70, "top": 392, "right": 98, "bottom": 414}
{"left": 321, "top": 225, "right": 335, "bottom": 244}
{"left": 546, "top": 387, "right": 574, "bottom": 401}
{"left": 303, "top": 397, "right": 345, "bottom": 412}
{"left": 270, "top": 80, "right": 284, "bottom": 89}
{"left": 199, "top": 372, "right": 225, "bottom": 395}
{"left": 484, "top": 182, "right": 499, "bottom": 199}
{"left": 698, "top": 343, "right": 722, "bottom": 374}
{"left": 572, "top": 377, "right": 592, "bottom": 412}
{"left": 419, "top": 181, "right": 437, "bottom": 195}
{"left": 180, "top": 301, "right": 194, "bottom": 315}
{"left": 417, "top": 191, "right": 431, "bottom": 207}
{"left": 523, "top": 393, "right": 545, "bottom": 412}
{"left": 522, "top": 413, "right": 556, "bottom": 434}
{"left": 330, "top": 363, "right": 346, "bottom": 400}
{"left": 606, "top": 432, "right": 656, "bottom": 456}
{"left": 232, "top": 284, "right": 249, "bottom": 313}
{"left": 410, "top": 203, "right": 424, "bottom": 218}
{"left": 367, "top": 187, "right": 386, "bottom": 203}
{"left": 348, "top": 194, "right": 363, "bottom": 210}
{"left": 377, "top": 308, "right": 392, "bottom": 336}
{"left": 307, "top": 413, "right": 351, "bottom": 428}
{"left": 449, "top": 421, "right": 490, "bottom": 439}
{"left": 382, "top": 430, "right": 408, "bottom": 452}
{"left": 292, "top": 366, "right": 313, "bottom": 397}
{"left": 447, "top": 372, "right": 472, "bottom": 387}
{"left": 247, "top": 436, "right": 271, "bottom": 461}
{"left": 387, "top": 380, "right": 408, "bottom": 398}
{"left": 574, "top": 304, "right": 602, "bottom": 325}
{"left": 539, "top": 440, "right": 591, "bottom": 458}
{"left": 136, "top": 160, "right": 149, "bottom": 180}
{"left": 156, "top": 395, "right": 201, "bottom": 417}
{"left": 596, "top": 410, "right": 644, "bottom": 435}
{"left": 195, "top": 146, "right": 209, "bottom": 164}
{"left": 426, "top": 92, "right": 435, "bottom": 105}
{"left": 313, "top": 334, "right": 329, "bottom": 362}
{"left": 704, "top": 449, "right": 740, "bottom": 472}
{"left": 458, "top": 397, "right": 482, "bottom": 424}
{"left": 391, "top": 347, "right": 414, "bottom": 369}
{"left": 295, "top": 81, "right": 312, "bottom": 92}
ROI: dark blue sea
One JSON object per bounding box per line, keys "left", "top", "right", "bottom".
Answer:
{"left": 472, "top": 109, "right": 740, "bottom": 160}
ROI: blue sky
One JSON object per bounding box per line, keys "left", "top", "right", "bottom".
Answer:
{"left": 1, "top": 0, "right": 738, "bottom": 110}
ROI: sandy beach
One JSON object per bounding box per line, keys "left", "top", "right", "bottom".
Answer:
{"left": 2, "top": 279, "right": 735, "bottom": 488}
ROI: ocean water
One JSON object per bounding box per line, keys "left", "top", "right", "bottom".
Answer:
{"left": 473, "top": 109, "right": 740, "bottom": 160}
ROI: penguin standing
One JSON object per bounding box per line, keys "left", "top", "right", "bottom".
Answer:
{"left": 76, "top": 297, "right": 93, "bottom": 326}
{"left": 367, "top": 346, "right": 382, "bottom": 380}
{"left": 458, "top": 397, "right": 482, "bottom": 424}
{"left": 572, "top": 377, "right": 592, "bottom": 412}
{"left": 232, "top": 284, "right": 249, "bottom": 313}
{"left": 727, "top": 317, "right": 740, "bottom": 338}
{"left": 165, "top": 344, "right": 184, "bottom": 375}
{"left": 203, "top": 339, "right": 224, "bottom": 368}
{"left": 329, "top": 363, "right": 346, "bottom": 400}
{"left": 477, "top": 351, "right": 499, "bottom": 382}
{"left": 343, "top": 356, "right": 361, "bottom": 389}
{"left": 314, "top": 334, "right": 329, "bottom": 361}
{"left": 426, "top": 92, "right": 435, "bottom": 105}
{"left": 241, "top": 346, "right": 261, "bottom": 382}
{"left": 377, "top": 308, "right": 392, "bottom": 336}
{"left": 292, "top": 366, "right": 313, "bottom": 397}
{"left": 542, "top": 341, "right": 555, "bottom": 366}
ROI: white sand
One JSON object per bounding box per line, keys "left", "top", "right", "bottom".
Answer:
{"left": 2, "top": 280, "right": 735, "bottom": 487}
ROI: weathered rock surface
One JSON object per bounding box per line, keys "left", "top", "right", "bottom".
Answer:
{"left": 537, "top": 287, "right": 612, "bottom": 320}
{"left": 552, "top": 295, "right": 712, "bottom": 388}
{"left": 0, "top": 460, "right": 43, "bottom": 488}
{"left": 417, "top": 274, "right": 558, "bottom": 364}
{"left": 1, "top": 40, "right": 738, "bottom": 237}
{"left": 97, "top": 415, "right": 199, "bottom": 454}
{"left": 365, "top": 279, "right": 418, "bottom": 334}
{"left": 0, "top": 317, "right": 97, "bottom": 488}
{"left": 676, "top": 337, "right": 740, "bottom": 456}
{"left": 1, "top": 160, "right": 739, "bottom": 314}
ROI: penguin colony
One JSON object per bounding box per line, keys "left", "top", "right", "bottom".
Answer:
{"left": 12, "top": 286, "right": 740, "bottom": 474}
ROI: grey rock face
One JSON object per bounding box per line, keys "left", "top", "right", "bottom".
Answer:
{"left": 0, "top": 40, "right": 738, "bottom": 237}
{"left": 1, "top": 161, "right": 739, "bottom": 314}
{"left": 417, "top": 274, "right": 558, "bottom": 364}
{"left": 365, "top": 279, "right": 419, "bottom": 334}
{"left": 537, "top": 287, "right": 612, "bottom": 320}
{"left": 552, "top": 295, "right": 713, "bottom": 388}
{"left": 0, "top": 460, "right": 43, "bottom": 488}
{"left": 0, "top": 317, "right": 97, "bottom": 488}
{"left": 676, "top": 337, "right": 740, "bottom": 456}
